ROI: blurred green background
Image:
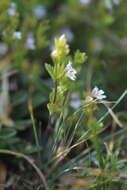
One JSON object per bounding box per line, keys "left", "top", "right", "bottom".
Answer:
{"left": 0, "top": 0, "right": 127, "bottom": 189}
{"left": 0, "top": 0, "right": 127, "bottom": 150}
{"left": 0, "top": 0, "right": 127, "bottom": 151}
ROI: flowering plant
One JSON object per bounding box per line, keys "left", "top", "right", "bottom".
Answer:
{"left": 45, "top": 34, "right": 87, "bottom": 113}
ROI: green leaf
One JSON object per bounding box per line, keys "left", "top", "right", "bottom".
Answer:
{"left": 14, "top": 120, "right": 32, "bottom": 130}
{"left": 0, "top": 128, "right": 17, "bottom": 140}
{"left": 45, "top": 63, "right": 55, "bottom": 79}
{"left": 47, "top": 103, "right": 62, "bottom": 113}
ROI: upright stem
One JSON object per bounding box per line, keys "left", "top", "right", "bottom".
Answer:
{"left": 30, "top": 106, "right": 40, "bottom": 149}
{"left": 92, "top": 132, "right": 104, "bottom": 169}
{"left": 88, "top": 109, "right": 104, "bottom": 169}
{"left": 28, "top": 87, "right": 41, "bottom": 162}
{"left": 53, "top": 80, "right": 58, "bottom": 104}
{"left": 47, "top": 80, "right": 58, "bottom": 129}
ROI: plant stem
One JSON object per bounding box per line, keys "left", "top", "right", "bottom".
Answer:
{"left": 46, "top": 81, "right": 58, "bottom": 134}
{"left": 30, "top": 109, "right": 40, "bottom": 149}
{"left": 28, "top": 89, "right": 41, "bottom": 163}
{"left": 92, "top": 133, "right": 104, "bottom": 169}
{"left": 53, "top": 80, "right": 58, "bottom": 104}
{"left": 0, "top": 149, "right": 49, "bottom": 190}
{"left": 98, "top": 88, "right": 127, "bottom": 124}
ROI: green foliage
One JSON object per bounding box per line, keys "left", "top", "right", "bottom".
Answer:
{"left": 45, "top": 35, "right": 86, "bottom": 114}
{"left": 74, "top": 50, "right": 87, "bottom": 65}
{"left": 0, "top": 0, "right": 127, "bottom": 189}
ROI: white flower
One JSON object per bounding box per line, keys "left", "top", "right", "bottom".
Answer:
{"left": 12, "top": 31, "right": 22, "bottom": 39}
{"left": 86, "top": 86, "right": 106, "bottom": 102}
{"left": 93, "top": 38, "right": 102, "bottom": 53}
{"left": 92, "top": 87, "right": 106, "bottom": 100}
{"left": 86, "top": 96, "right": 93, "bottom": 102}
{"left": 51, "top": 35, "right": 65, "bottom": 56}
{"left": 33, "top": 5, "right": 46, "bottom": 19}
{"left": 2, "top": 31, "right": 6, "bottom": 36}
{"left": 51, "top": 34, "right": 69, "bottom": 57}
{"left": 59, "top": 34, "right": 66, "bottom": 41}
{"left": 70, "top": 93, "right": 82, "bottom": 109}
{"left": 8, "top": 2, "right": 17, "bottom": 16}
{"left": 0, "top": 43, "right": 8, "bottom": 56}
{"left": 65, "top": 61, "right": 77, "bottom": 81}
{"left": 61, "top": 27, "right": 74, "bottom": 42}
{"left": 113, "top": 0, "right": 121, "bottom": 5}
{"left": 104, "top": 0, "right": 112, "bottom": 11}
{"left": 80, "top": 0, "right": 91, "bottom": 4}
{"left": 51, "top": 49, "right": 58, "bottom": 57}
{"left": 25, "top": 33, "right": 36, "bottom": 50}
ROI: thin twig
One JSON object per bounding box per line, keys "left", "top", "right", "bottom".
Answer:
{"left": 98, "top": 88, "right": 127, "bottom": 124}
{"left": 0, "top": 149, "right": 49, "bottom": 190}
{"left": 28, "top": 86, "right": 41, "bottom": 163}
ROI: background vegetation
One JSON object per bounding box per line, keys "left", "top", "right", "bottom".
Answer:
{"left": 0, "top": 0, "right": 127, "bottom": 189}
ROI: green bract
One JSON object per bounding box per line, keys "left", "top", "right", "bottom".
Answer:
{"left": 74, "top": 50, "right": 87, "bottom": 65}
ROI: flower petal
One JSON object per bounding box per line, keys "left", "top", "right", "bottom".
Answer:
{"left": 65, "top": 61, "right": 77, "bottom": 80}
{"left": 92, "top": 86, "right": 99, "bottom": 96}
{"left": 98, "top": 90, "right": 104, "bottom": 95}
{"left": 86, "top": 96, "right": 93, "bottom": 102}
{"left": 97, "top": 95, "right": 106, "bottom": 99}
{"left": 59, "top": 34, "right": 66, "bottom": 40}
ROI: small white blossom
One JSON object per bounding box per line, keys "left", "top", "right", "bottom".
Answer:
{"left": 59, "top": 34, "right": 66, "bottom": 41}
{"left": 2, "top": 31, "right": 6, "bottom": 36}
{"left": 65, "top": 61, "right": 77, "bottom": 81}
{"left": 8, "top": 2, "right": 17, "bottom": 16}
{"left": 93, "top": 38, "right": 102, "bottom": 53}
{"left": 61, "top": 27, "right": 74, "bottom": 42}
{"left": 92, "top": 87, "right": 106, "bottom": 100}
{"left": 51, "top": 49, "right": 58, "bottom": 57}
{"left": 58, "top": 34, "right": 68, "bottom": 49}
{"left": 104, "top": 0, "right": 112, "bottom": 11}
{"left": 0, "top": 43, "right": 8, "bottom": 56}
{"left": 12, "top": 31, "right": 22, "bottom": 39}
{"left": 86, "top": 86, "right": 106, "bottom": 102}
{"left": 80, "top": 0, "right": 91, "bottom": 4}
{"left": 51, "top": 34, "right": 69, "bottom": 57}
{"left": 113, "top": 0, "right": 121, "bottom": 5}
{"left": 25, "top": 33, "right": 36, "bottom": 50}
{"left": 33, "top": 5, "right": 46, "bottom": 19}
{"left": 86, "top": 96, "right": 93, "bottom": 102}
{"left": 51, "top": 35, "right": 65, "bottom": 56}
{"left": 104, "top": 0, "right": 120, "bottom": 11}
{"left": 70, "top": 93, "right": 82, "bottom": 109}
